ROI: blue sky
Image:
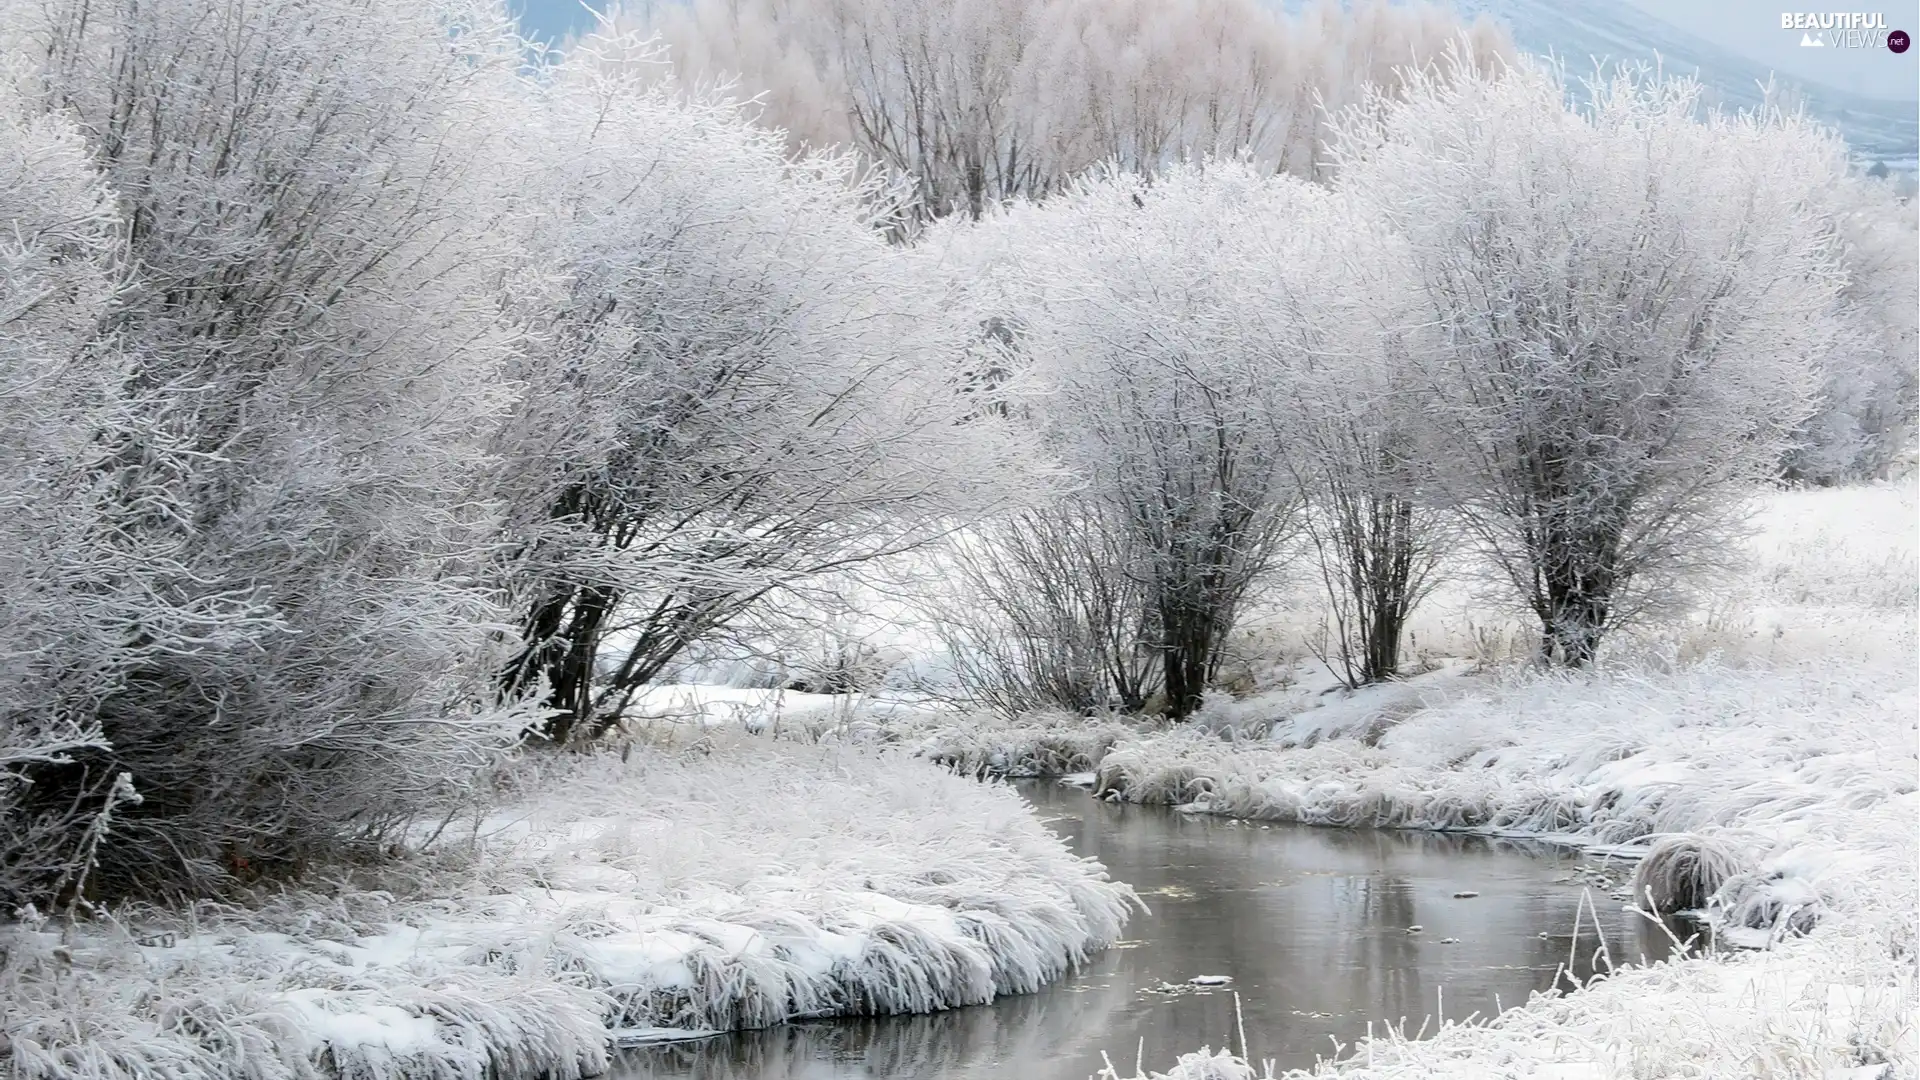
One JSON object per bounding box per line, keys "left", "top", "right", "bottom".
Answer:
{"left": 510, "top": 0, "right": 599, "bottom": 43}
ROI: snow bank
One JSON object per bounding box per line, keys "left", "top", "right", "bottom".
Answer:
{"left": 1093, "top": 665, "right": 1916, "bottom": 929}
{"left": 1090, "top": 482, "right": 1918, "bottom": 1077}
{"left": 4, "top": 744, "right": 1136, "bottom": 1080}
{"left": 912, "top": 710, "right": 1137, "bottom": 777}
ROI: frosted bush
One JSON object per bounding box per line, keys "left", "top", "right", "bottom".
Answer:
{"left": 0, "top": 0, "right": 536, "bottom": 904}
{"left": 916, "top": 712, "right": 1137, "bottom": 778}
{"left": 1630, "top": 834, "right": 1751, "bottom": 916}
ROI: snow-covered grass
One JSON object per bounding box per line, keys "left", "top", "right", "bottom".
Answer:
{"left": 1081, "top": 481, "right": 1920, "bottom": 1077}
{"left": 609, "top": 681, "right": 1140, "bottom": 779}
{"left": 3, "top": 743, "right": 1136, "bottom": 1080}
{"left": 1092, "top": 665, "right": 1916, "bottom": 930}
{"left": 908, "top": 710, "right": 1137, "bottom": 778}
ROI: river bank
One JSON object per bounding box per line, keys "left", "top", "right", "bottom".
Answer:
{"left": 948, "top": 484, "right": 1920, "bottom": 1078}
{"left": 1090, "top": 665, "right": 1917, "bottom": 1077}
{"left": 614, "top": 778, "right": 1675, "bottom": 1080}
{"left": 2, "top": 745, "right": 1135, "bottom": 1080}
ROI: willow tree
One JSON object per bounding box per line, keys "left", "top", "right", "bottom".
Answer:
{"left": 603, "top": 0, "right": 1510, "bottom": 224}
{"left": 0, "top": 0, "right": 531, "bottom": 899}
{"left": 1336, "top": 58, "right": 1847, "bottom": 665}
{"left": 497, "top": 46, "right": 1027, "bottom": 742}
{"left": 958, "top": 164, "right": 1315, "bottom": 718}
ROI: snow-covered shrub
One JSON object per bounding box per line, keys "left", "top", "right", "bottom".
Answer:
{"left": 1336, "top": 57, "right": 1851, "bottom": 665}
{"left": 942, "top": 163, "right": 1334, "bottom": 718}
{"left": 1787, "top": 173, "right": 1919, "bottom": 484}
{"left": 1630, "top": 834, "right": 1750, "bottom": 915}
{"left": 1711, "top": 864, "right": 1826, "bottom": 945}
{"left": 1092, "top": 729, "right": 1225, "bottom": 806}
{"left": 1265, "top": 201, "right": 1451, "bottom": 689}
{"left": 495, "top": 42, "right": 1029, "bottom": 742}
{"left": 0, "top": 75, "right": 129, "bottom": 908}
{"left": 932, "top": 504, "right": 1164, "bottom": 716}
{"left": 916, "top": 711, "right": 1134, "bottom": 778}
{"left": 0, "top": 0, "right": 534, "bottom": 900}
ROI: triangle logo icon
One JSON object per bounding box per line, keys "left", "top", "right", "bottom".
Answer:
{"left": 1800, "top": 31, "right": 1825, "bottom": 46}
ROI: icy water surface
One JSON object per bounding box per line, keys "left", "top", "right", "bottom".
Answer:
{"left": 613, "top": 778, "right": 1677, "bottom": 1079}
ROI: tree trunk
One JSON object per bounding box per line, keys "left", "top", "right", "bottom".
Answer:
{"left": 1359, "top": 493, "right": 1417, "bottom": 683}
{"left": 1162, "top": 640, "right": 1207, "bottom": 720}
{"left": 502, "top": 582, "right": 617, "bottom": 744}
{"left": 1158, "top": 597, "right": 1214, "bottom": 720}
{"left": 1539, "top": 597, "right": 1606, "bottom": 667}
{"left": 1535, "top": 519, "right": 1617, "bottom": 668}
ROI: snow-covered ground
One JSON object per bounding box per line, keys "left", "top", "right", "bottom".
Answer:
{"left": 739, "top": 482, "right": 1911, "bottom": 1078}
{"left": 14, "top": 484, "right": 1904, "bottom": 1080}
{"left": 3, "top": 743, "right": 1136, "bottom": 1080}
{"left": 1080, "top": 482, "right": 1919, "bottom": 1077}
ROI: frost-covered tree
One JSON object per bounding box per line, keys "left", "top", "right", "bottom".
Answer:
{"left": 605, "top": 0, "right": 1510, "bottom": 223}
{"left": 0, "top": 0, "right": 534, "bottom": 898}
{"left": 1786, "top": 174, "right": 1919, "bottom": 484}
{"left": 958, "top": 164, "right": 1316, "bottom": 718}
{"left": 1253, "top": 199, "right": 1448, "bottom": 687}
{"left": 1335, "top": 59, "right": 1847, "bottom": 666}
{"left": 0, "top": 81, "right": 134, "bottom": 907}
{"left": 935, "top": 500, "right": 1162, "bottom": 716}
{"left": 497, "top": 45, "right": 1027, "bottom": 743}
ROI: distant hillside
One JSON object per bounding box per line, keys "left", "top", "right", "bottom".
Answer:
{"left": 1456, "top": 0, "right": 1918, "bottom": 169}
{"left": 523, "top": 0, "right": 1918, "bottom": 170}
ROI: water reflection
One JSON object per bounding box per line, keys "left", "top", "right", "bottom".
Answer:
{"left": 613, "top": 779, "right": 1675, "bottom": 1079}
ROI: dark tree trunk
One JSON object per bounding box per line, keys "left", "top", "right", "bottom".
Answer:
{"left": 1158, "top": 582, "right": 1227, "bottom": 720}
{"left": 1533, "top": 517, "right": 1620, "bottom": 668}
{"left": 503, "top": 582, "right": 617, "bottom": 744}
{"left": 500, "top": 590, "right": 568, "bottom": 704}
{"left": 1109, "top": 613, "right": 1157, "bottom": 715}
{"left": 1538, "top": 592, "right": 1607, "bottom": 667}
{"left": 1160, "top": 626, "right": 1208, "bottom": 720}
{"left": 1357, "top": 493, "right": 1419, "bottom": 683}
{"left": 1143, "top": 495, "right": 1268, "bottom": 720}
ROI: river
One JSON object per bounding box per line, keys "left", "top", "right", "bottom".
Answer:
{"left": 614, "top": 777, "right": 1677, "bottom": 1079}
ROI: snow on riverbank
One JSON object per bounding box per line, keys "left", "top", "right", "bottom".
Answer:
{"left": 1115, "top": 915, "right": 1915, "bottom": 1078}
{"left": 3, "top": 744, "right": 1136, "bottom": 1080}
{"left": 1111, "top": 863, "right": 1915, "bottom": 1079}
{"left": 1087, "top": 482, "right": 1919, "bottom": 1078}
{"left": 1093, "top": 663, "right": 1916, "bottom": 961}
{"left": 915, "top": 710, "right": 1138, "bottom": 778}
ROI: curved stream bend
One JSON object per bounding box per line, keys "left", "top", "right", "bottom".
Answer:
{"left": 616, "top": 778, "right": 1674, "bottom": 1079}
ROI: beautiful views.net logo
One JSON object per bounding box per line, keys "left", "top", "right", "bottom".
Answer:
{"left": 1779, "top": 11, "right": 1907, "bottom": 49}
